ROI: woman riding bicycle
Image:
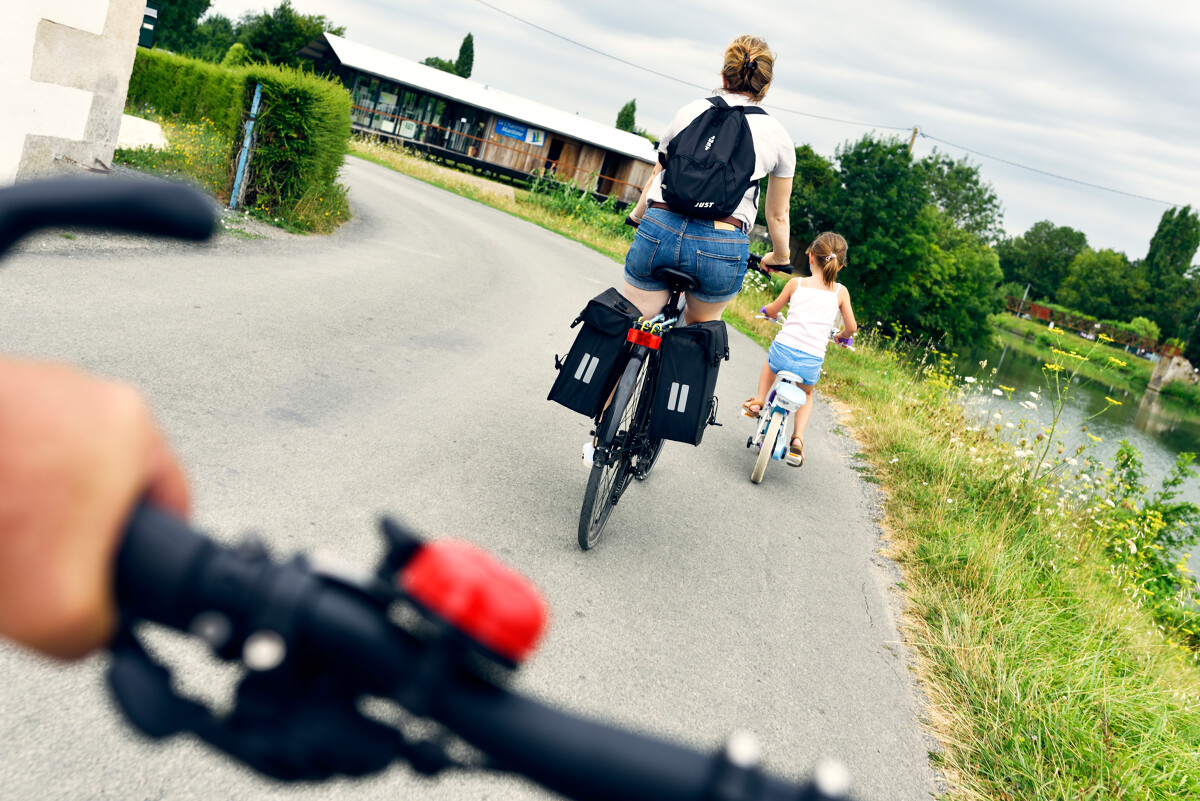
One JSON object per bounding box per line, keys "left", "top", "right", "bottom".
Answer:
{"left": 623, "top": 35, "right": 796, "bottom": 322}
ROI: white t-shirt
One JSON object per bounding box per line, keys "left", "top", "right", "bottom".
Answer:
{"left": 647, "top": 92, "right": 796, "bottom": 231}
{"left": 775, "top": 282, "right": 841, "bottom": 359}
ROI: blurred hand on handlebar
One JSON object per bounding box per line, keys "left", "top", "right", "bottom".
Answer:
{"left": 0, "top": 358, "right": 190, "bottom": 659}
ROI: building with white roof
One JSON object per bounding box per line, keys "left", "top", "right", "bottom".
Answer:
{"left": 299, "top": 33, "right": 656, "bottom": 204}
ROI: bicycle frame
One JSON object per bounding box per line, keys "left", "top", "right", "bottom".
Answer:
{"left": 750, "top": 371, "right": 807, "bottom": 460}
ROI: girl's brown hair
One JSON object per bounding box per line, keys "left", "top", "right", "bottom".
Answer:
{"left": 807, "top": 232, "right": 848, "bottom": 285}
{"left": 721, "top": 36, "right": 774, "bottom": 102}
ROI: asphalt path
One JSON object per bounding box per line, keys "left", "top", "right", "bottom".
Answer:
{"left": 0, "top": 158, "right": 941, "bottom": 801}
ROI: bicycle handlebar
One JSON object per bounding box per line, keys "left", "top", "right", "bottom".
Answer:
{"left": 113, "top": 506, "right": 850, "bottom": 800}
{"left": 0, "top": 177, "right": 214, "bottom": 256}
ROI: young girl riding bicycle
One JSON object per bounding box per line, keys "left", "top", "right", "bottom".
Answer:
{"left": 742, "top": 232, "right": 857, "bottom": 467}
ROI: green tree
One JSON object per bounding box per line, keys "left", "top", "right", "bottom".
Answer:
{"left": 154, "top": 0, "right": 211, "bottom": 54}
{"left": 907, "top": 211, "right": 1004, "bottom": 346}
{"left": 1057, "top": 248, "right": 1143, "bottom": 321}
{"left": 220, "top": 42, "right": 250, "bottom": 68}
{"left": 995, "top": 220, "right": 1088, "bottom": 301}
{"left": 786, "top": 144, "right": 838, "bottom": 246}
{"left": 1141, "top": 205, "right": 1200, "bottom": 338}
{"left": 237, "top": 1, "right": 344, "bottom": 68}
{"left": 1127, "top": 316, "right": 1161, "bottom": 342}
{"left": 915, "top": 150, "right": 1003, "bottom": 244}
{"left": 615, "top": 99, "right": 637, "bottom": 132}
{"left": 455, "top": 33, "right": 474, "bottom": 78}
{"left": 825, "top": 135, "right": 932, "bottom": 328}
{"left": 188, "top": 13, "right": 236, "bottom": 62}
{"left": 423, "top": 34, "right": 474, "bottom": 78}
{"left": 421, "top": 56, "right": 458, "bottom": 74}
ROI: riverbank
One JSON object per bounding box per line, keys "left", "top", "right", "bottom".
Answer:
{"left": 350, "top": 150, "right": 1200, "bottom": 799}
{"left": 993, "top": 314, "right": 1200, "bottom": 409}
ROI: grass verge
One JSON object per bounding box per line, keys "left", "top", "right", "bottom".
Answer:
{"left": 817, "top": 335, "right": 1200, "bottom": 800}
{"left": 348, "top": 137, "right": 633, "bottom": 261}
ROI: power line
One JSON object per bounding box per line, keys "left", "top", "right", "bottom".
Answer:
{"left": 468, "top": 0, "right": 910, "bottom": 131}
{"left": 920, "top": 132, "right": 1182, "bottom": 207}
{"left": 470, "top": 0, "right": 1190, "bottom": 209}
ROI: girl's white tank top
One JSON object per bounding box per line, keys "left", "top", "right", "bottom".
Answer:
{"left": 775, "top": 282, "right": 840, "bottom": 358}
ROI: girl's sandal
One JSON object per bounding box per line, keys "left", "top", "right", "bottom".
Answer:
{"left": 785, "top": 437, "right": 804, "bottom": 467}
{"left": 742, "top": 398, "right": 764, "bottom": 418}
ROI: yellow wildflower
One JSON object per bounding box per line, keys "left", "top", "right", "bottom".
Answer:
{"left": 999, "top": 385, "right": 1015, "bottom": 392}
{"left": 1108, "top": 356, "right": 1127, "bottom": 367}
{"left": 1105, "top": 396, "right": 1122, "bottom": 406}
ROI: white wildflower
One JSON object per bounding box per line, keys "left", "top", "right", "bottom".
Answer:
{"left": 992, "top": 389, "right": 1003, "bottom": 396}
{"left": 963, "top": 376, "right": 977, "bottom": 384}
{"left": 1029, "top": 392, "right": 1040, "bottom": 400}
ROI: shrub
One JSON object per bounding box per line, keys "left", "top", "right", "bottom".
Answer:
{"left": 124, "top": 48, "right": 351, "bottom": 231}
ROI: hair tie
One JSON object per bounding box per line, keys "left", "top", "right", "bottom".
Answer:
{"left": 740, "top": 55, "right": 758, "bottom": 78}
{"left": 824, "top": 253, "right": 836, "bottom": 262}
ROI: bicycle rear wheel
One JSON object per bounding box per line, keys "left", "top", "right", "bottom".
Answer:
{"left": 751, "top": 411, "right": 784, "bottom": 484}
{"left": 632, "top": 351, "right": 664, "bottom": 480}
{"left": 579, "top": 351, "right": 652, "bottom": 550}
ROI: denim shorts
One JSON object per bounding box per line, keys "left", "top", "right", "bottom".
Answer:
{"left": 768, "top": 341, "right": 823, "bottom": 385}
{"left": 623, "top": 208, "right": 750, "bottom": 303}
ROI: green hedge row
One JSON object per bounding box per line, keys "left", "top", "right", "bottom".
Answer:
{"left": 125, "top": 49, "right": 350, "bottom": 214}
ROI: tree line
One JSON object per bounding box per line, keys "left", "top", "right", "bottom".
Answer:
{"left": 784, "top": 135, "right": 1199, "bottom": 355}
{"left": 154, "top": 0, "right": 342, "bottom": 68}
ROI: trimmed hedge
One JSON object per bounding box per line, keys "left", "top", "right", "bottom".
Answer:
{"left": 239, "top": 64, "right": 350, "bottom": 212}
{"left": 125, "top": 49, "right": 350, "bottom": 216}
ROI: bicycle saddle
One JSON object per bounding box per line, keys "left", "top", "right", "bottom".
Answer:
{"left": 650, "top": 266, "right": 698, "bottom": 292}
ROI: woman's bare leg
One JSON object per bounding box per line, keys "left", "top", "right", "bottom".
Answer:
{"left": 681, "top": 293, "right": 729, "bottom": 324}
{"left": 622, "top": 282, "right": 670, "bottom": 320}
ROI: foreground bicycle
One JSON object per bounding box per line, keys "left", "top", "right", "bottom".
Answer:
{"left": 578, "top": 252, "right": 791, "bottom": 549}
{"left": 1, "top": 177, "right": 853, "bottom": 801}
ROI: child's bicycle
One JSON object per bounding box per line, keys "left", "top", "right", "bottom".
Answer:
{"left": 745, "top": 310, "right": 854, "bottom": 484}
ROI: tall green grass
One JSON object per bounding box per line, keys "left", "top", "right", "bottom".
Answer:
{"left": 814, "top": 333, "right": 1200, "bottom": 800}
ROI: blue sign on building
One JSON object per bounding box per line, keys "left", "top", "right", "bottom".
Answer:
{"left": 495, "top": 118, "right": 545, "bottom": 147}
{"left": 495, "top": 118, "right": 528, "bottom": 141}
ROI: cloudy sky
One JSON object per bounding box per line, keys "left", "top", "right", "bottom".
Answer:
{"left": 211, "top": 0, "right": 1200, "bottom": 260}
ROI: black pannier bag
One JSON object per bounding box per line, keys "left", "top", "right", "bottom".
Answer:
{"left": 647, "top": 320, "right": 730, "bottom": 445}
{"left": 548, "top": 288, "right": 641, "bottom": 418}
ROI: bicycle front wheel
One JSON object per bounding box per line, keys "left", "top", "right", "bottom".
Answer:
{"left": 751, "top": 411, "right": 784, "bottom": 484}
{"left": 578, "top": 351, "right": 652, "bottom": 550}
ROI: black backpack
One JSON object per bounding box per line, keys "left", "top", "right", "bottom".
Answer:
{"left": 647, "top": 320, "right": 730, "bottom": 446}
{"left": 660, "top": 96, "right": 766, "bottom": 219}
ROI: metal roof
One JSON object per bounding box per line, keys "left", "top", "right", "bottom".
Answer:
{"left": 304, "top": 33, "right": 657, "bottom": 165}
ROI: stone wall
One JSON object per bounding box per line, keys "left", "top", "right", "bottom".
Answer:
{"left": 1, "top": 0, "right": 144, "bottom": 184}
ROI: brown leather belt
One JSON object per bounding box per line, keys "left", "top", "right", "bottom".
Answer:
{"left": 648, "top": 201, "right": 743, "bottom": 231}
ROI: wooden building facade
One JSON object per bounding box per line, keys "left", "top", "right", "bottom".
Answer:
{"left": 299, "top": 34, "right": 656, "bottom": 204}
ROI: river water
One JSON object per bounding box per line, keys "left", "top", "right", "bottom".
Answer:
{"left": 950, "top": 337, "right": 1200, "bottom": 569}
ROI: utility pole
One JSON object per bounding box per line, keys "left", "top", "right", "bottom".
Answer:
{"left": 907, "top": 126, "right": 919, "bottom": 154}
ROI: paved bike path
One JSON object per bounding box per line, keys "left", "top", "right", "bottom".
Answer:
{"left": 0, "top": 158, "right": 940, "bottom": 800}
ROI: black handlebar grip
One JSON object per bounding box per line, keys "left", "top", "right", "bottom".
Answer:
{"left": 0, "top": 178, "right": 215, "bottom": 257}
{"left": 115, "top": 505, "right": 215, "bottom": 630}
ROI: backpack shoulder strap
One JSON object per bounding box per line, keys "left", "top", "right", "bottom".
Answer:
{"left": 706, "top": 96, "right": 729, "bottom": 109}
{"left": 742, "top": 105, "right": 767, "bottom": 116}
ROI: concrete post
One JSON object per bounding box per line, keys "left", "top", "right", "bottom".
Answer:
{"left": 1, "top": 0, "right": 145, "bottom": 184}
